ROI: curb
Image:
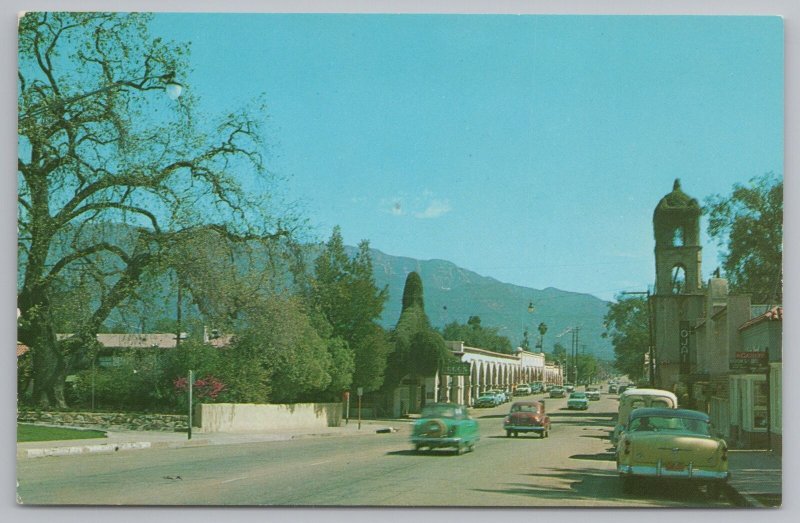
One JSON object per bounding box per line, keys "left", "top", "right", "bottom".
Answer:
{"left": 18, "top": 426, "right": 398, "bottom": 459}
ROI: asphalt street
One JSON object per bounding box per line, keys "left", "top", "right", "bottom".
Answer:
{"left": 16, "top": 392, "right": 734, "bottom": 507}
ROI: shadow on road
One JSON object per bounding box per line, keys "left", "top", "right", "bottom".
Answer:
{"left": 470, "top": 465, "right": 729, "bottom": 507}
{"left": 385, "top": 449, "right": 461, "bottom": 457}
{"left": 485, "top": 434, "right": 546, "bottom": 440}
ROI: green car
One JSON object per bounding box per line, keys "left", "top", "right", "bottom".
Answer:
{"left": 411, "top": 403, "right": 479, "bottom": 455}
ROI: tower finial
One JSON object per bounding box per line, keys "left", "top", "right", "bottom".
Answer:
{"left": 673, "top": 178, "right": 681, "bottom": 191}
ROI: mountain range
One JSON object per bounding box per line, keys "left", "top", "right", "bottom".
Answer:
{"left": 357, "top": 247, "right": 614, "bottom": 360}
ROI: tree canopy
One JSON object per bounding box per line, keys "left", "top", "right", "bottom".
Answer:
{"left": 603, "top": 295, "right": 649, "bottom": 382}
{"left": 307, "top": 227, "right": 391, "bottom": 393}
{"left": 441, "top": 316, "right": 513, "bottom": 354}
{"left": 705, "top": 172, "right": 783, "bottom": 304}
{"left": 17, "top": 13, "right": 295, "bottom": 407}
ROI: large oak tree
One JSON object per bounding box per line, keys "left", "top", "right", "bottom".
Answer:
{"left": 17, "top": 13, "right": 292, "bottom": 407}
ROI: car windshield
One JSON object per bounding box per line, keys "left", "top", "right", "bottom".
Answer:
{"left": 420, "top": 405, "right": 458, "bottom": 419}
{"left": 511, "top": 404, "right": 539, "bottom": 413}
{"left": 570, "top": 393, "right": 586, "bottom": 399}
{"left": 629, "top": 415, "right": 711, "bottom": 436}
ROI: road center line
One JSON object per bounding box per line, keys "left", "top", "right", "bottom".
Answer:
{"left": 221, "top": 476, "right": 249, "bottom": 484}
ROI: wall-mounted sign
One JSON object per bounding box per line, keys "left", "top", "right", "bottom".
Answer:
{"left": 441, "top": 362, "right": 471, "bottom": 376}
{"left": 679, "top": 321, "right": 690, "bottom": 374}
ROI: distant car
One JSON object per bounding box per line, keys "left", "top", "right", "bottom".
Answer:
{"left": 514, "top": 384, "right": 532, "bottom": 396}
{"left": 411, "top": 403, "right": 479, "bottom": 455}
{"left": 608, "top": 383, "right": 619, "bottom": 394}
{"left": 503, "top": 401, "right": 551, "bottom": 438}
{"left": 617, "top": 384, "right": 636, "bottom": 395}
{"left": 530, "top": 382, "right": 544, "bottom": 394}
{"left": 475, "top": 393, "right": 500, "bottom": 408}
{"left": 567, "top": 392, "right": 589, "bottom": 410}
{"left": 586, "top": 389, "right": 601, "bottom": 401}
{"left": 549, "top": 386, "right": 566, "bottom": 398}
{"left": 564, "top": 383, "right": 575, "bottom": 393}
{"left": 616, "top": 408, "right": 729, "bottom": 497}
{"left": 487, "top": 389, "right": 509, "bottom": 403}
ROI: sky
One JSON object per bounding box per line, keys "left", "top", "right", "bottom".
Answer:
{"left": 144, "top": 14, "right": 783, "bottom": 302}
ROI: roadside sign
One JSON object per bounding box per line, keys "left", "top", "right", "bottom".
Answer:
{"left": 441, "top": 362, "right": 471, "bottom": 376}
{"left": 357, "top": 387, "right": 363, "bottom": 397}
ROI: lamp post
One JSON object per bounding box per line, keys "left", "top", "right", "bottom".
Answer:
{"left": 20, "top": 72, "right": 184, "bottom": 124}
{"left": 621, "top": 290, "right": 654, "bottom": 387}
{"left": 537, "top": 322, "right": 548, "bottom": 351}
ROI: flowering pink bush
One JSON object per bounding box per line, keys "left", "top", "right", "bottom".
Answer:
{"left": 174, "top": 375, "right": 226, "bottom": 401}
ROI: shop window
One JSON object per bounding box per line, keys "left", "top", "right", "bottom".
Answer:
{"left": 753, "top": 381, "right": 768, "bottom": 429}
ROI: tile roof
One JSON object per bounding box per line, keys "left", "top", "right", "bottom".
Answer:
{"left": 739, "top": 306, "right": 783, "bottom": 331}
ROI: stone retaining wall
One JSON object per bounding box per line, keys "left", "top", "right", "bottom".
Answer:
{"left": 17, "top": 410, "right": 188, "bottom": 432}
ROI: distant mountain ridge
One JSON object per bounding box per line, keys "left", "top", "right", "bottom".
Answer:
{"left": 37, "top": 221, "right": 613, "bottom": 359}
{"left": 352, "top": 247, "right": 614, "bottom": 360}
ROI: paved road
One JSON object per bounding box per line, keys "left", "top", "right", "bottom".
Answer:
{"left": 16, "top": 392, "right": 733, "bottom": 507}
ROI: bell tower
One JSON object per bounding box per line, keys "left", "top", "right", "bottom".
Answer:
{"left": 653, "top": 179, "right": 702, "bottom": 296}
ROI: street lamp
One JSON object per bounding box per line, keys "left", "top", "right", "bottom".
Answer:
{"left": 20, "top": 72, "right": 184, "bottom": 124}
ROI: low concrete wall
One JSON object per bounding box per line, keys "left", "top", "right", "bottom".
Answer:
{"left": 197, "top": 403, "right": 342, "bottom": 433}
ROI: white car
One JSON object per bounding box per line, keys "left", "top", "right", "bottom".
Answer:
{"left": 514, "top": 385, "right": 532, "bottom": 396}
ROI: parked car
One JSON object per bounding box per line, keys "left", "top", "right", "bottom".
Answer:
{"left": 586, "top": 388, "right": 601, "bottom": 401}
{"left": 475, "top": 393, "right": 501, "bottom": 408}
{"left": 608, "top": 383, "right": 619, "bottom": 394}
{"left": 564, "top": 383, "right": 575, "bottom": 393}
{"left": 616, "top": 408, "right": 729, "bottom": 497}
{"left": 487, "top": 389, "right": 509, "bottom": 403}
{"left": 514, "top": 384, "right": 532, "bottom": 396}
{"left": 611, "top": 388, "right": 678, "bottom": 444}
{"left": 549, "top": 386, "right": 566, "bottom": 398}
{"left": 567, "top": 392, "right": 589, "bottom": 410}
{"left": 411, "top": 403, "right": 479, "bottom": 455}
{"left": 503, "top": 401, "right": 551, "bottom": 438}
{"left": 529, "top": 382, "right": 544, "bottom": 394}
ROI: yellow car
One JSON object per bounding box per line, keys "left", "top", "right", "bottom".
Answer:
{"left": 616, "top": 408, "right": 729, "bottom": 497}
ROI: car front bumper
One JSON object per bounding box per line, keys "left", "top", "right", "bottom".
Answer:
{"left": 504, "top": 424, "right": 545, "bottom": 433}
{"left": 567, "top": 403, "right": 588, "bottom": 409}
{"left": 617, "top": 463, "right": 729, "bottom": 481}
{"left": 411, "top": 436, "right": 465, "bottom": 448}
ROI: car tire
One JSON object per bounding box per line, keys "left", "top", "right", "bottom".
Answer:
{"left": 506, "top": 430, "right": 511, "bottom": 438}
{"left": 539, "top": 430, "right": 545, "bottom": 439}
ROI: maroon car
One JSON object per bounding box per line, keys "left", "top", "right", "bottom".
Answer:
{"left": 503, "top": 401, "right": 551, "bottom": 438}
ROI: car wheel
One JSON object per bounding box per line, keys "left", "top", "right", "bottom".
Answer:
{"left": 539, "top": 430, "right": 545, "bottom": 439}
{"left": 414, "top": 445, "right": 421, "bottom": 453}
{"left": 506, "top": 430, "right": 511, "bottom": 437}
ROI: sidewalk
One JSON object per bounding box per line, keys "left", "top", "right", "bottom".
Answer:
{"left": 17, "top": 422, "right": 781, "bottom": 508}
{"left": 725, "top": 449, "right": 783, "bottom": 508}
{"left": 16, "top": 419, "right": 406, "bottom": 460}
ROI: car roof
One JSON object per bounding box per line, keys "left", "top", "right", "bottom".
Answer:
{"left": 629, "top": 408, "right": 710, "bottom": 421}
{"left": 620, "top": 388, "right": 678, "bottom": 399}
{"left": 511, "top": 401, "right": 542, "bottom": 406}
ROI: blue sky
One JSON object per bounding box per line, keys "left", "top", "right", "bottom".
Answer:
{"left": 150, "top": 14, "right": 783, "bottom": 301}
